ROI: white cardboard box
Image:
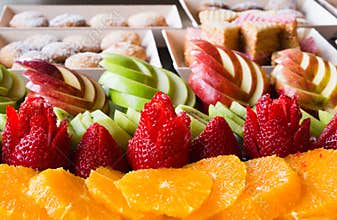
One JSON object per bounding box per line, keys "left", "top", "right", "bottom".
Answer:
{"left": 317, "top": 0, "right": 337, "bottom": 17}
{"left": 179, "top": 0, "right": 337, "bottom": 38}
{"left": 0, "top": 4, "right": 183, "bottom": 46}
{"left": 0, "top": 29, "right": 162, "bottom": 81}
{"left": 163, "top": 28, "right": 337, "bottom": 82}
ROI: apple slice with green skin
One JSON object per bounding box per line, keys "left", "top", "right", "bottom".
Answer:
{"left": 190, "top": 62, "right": 249, "bottom": 102}
{"left": 91, "top": 110, "right": 131, "bottom": 151}
{"left": 126, "top": 108, "right": 140, "bottom": 125}
{"left": 0, "top": 67, "right": 13, "bottom": 96}
{"left": 101, "top": 53, "right": 145, "bottom": 74}
{"left": 230, "top": 101, "right": 247, "bottom": 119}
{"left": 15, "top": 60, "right": 63, "bottom": 80}
{"left": 99, "top": 59, "right": 154, "bottom": 86}
{"left": 70, "top": 113, "right": 87, "bottom": 138}
{"left": 7, "top": 71, "right": 25, "bottom": 100}
{"left": 209, "top": 102, "right": 245, "bottom": 127}
{"left": 109, "top": 89, "right": 150, "bottom": 111}
{"left": 99, "top": 71, "right": 158, "bottom": 99}
{"left": 319, "top": 110, "right": 333, "bottom": 125}
{"left": 0, "top": 113, "right": 6, "bottom": 130}
{"left": 185, "top": 85, "right": 196, "bottom": 107}
{"left": 81, "top": 111, "right": 94, "bottom": 128}
{"left": 114, "top": 110, "right": 137, "bottom": 135}
{"left": 55, "top": 65, "right": 84, "bottom": 96}
{"left": 300, "top": 109, "right": 325, "bottom": 137}
{"left": 53, "top": 107, "right": 72, "bottom": 123}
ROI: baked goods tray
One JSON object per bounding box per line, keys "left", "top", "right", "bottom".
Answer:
{"left": 179, "top": 0, "right": 337, "bottom": 38}
{"left": 0, "top": 4, "right": 183, "bottom": 46}
{"left": 0, "top": 29, "right": 161, "bottom": 81}
{"left": 163, "top": 28, "right": 337, "bottom": 82}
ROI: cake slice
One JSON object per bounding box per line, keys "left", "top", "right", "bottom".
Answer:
{"left": 241, "top": 22, "right": 283, "bottom": 65}
{"left": 201, "top": 22, "right": 240, "bottom": 50}
{"left": 184, "top": 28, "right": 201, "bottom": 66}
{"left": 280, "top": 20, "right": 299, "bottom": 49}
{"left": 199, "top": 9, "right": 238, "bottom": 24}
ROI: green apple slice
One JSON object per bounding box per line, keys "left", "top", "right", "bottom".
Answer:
{"left": 160, "top": 68, "right": 188, "bottom": 106}
{"left": 91, "top": 110, "right": 131, "bottom": 151}
{"left": 0, "top": 113, "right": 6, "bottom": 131}
{"left": 81, "top": 111, "right": 93, "bottom": 128}
{"left": 210, "top": 102, "right": 245, "bottom": 127}
{"left": 114, "top": 110, "right": 137, "bottom": 135}
{"left": 7, "top": 71, "right": 25, "bottom": 100}
{"left": 99, "top": 72, "right": 158, "bottom": 99}
{"left": 0, "top": 65, "right": 4, "bottom": 82}
{"left": 53, "top": 107, "right": 72, "bottom": 122}
{"left": 300, "top": 109, "right": 325, "bottom": 137}
{"left": 126, "top": 108, "right": 141, "bottom": 125}
{"left": 70, "top": 113, "right": 87, "bottom": 137}
{"left": 185, "top": 85, "right": 196, "bottom": 107}
{"left": 319, "top": 110, "right": 333, "bottom": 125}
{"left": 230, "top": 101, "right": 247, "bottom": 119}
{"left": 101, "top": 53, "right": 144, "bottom": 73}
{"left": 225, "top": 117, "right": 244, "bottom": 137}
{"left": 99, "top": 60, "right": 154, "bottom": 86}
{"left": 109, "top": 89, "right": 150, "bottom": 112}
{"left": 0, "top": 68, "right": 13, "bottom": 96}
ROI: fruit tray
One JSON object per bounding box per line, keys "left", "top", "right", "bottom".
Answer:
{"left": 0, "top": 29, "right": 162, "bottom": 80}
{"left": 163, "top": 27, "right": 337, "bottom": 81}
{"left": 180, "top": 0, "right": 337, "bottom": 38}
{"left": 0, "top": 4, "right": 183, "bottom": 46}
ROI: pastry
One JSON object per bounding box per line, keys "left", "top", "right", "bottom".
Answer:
{"left": 65, "top": 52, "right": 102, "bottom": 69}
{"left": 0, "top": 41, "right": 31, "bottom": 67}
{"left": 265, "top": 0, "right": 297, "bottom": 10}
{"left": 241, "top": 22, "right": 283, "bottom": 65}
{"left": 100, "top": 31, "right": 141, "bottom": 50}
{"left": 198, "top": 2, "right": 230, "bottom": 13}
{"left": 128, "top": 12, "right": 167, "bottom": 27}
{"left": 231, "top": 2, "right": 264, "bottom": 12}
{"left": 63, "top": 35, "right": 101, "bottom": 53}
{"left": 9, "top": 11, "right": 49, "bottom": 28}
{"left": 89, "top": 13, "right": 128, "bottom": 28}
{"left": 23, "top": 34, "right": 59, "bottom": 50}
{"left": 199, "top": 10, "right": 238, "bottom": 24}
{"left": 50, "top": 14, "right": 87, "bottom": 27}
{"left": 201, "top": 22, "right": 240, "bottom": 50}
{"left": 41, "top": 42, "right": 78, "bottom": 63}
{"left": 102, "top": 42, "right": 147, "bottom": 61}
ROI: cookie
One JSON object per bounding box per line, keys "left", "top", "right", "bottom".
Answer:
{"left": 50, "top": 14, "right": 87, "bottom": 27}
{"left": 41, "top": 42, "right": 78, "bottom": 63}
{"left": 24, "top": 34, "right": 59, "bottom": 50}
{"left": 65, "top": 52, "right": 102, "bottom": 69}
{"left": 128, "top": 12, "right": 167, "bottom": 27}
{"left": 89, "top": 13, "right": 128, "bottom": 28}
{"left": 102, "top": 42, "right": 147, "bottom": 60}
{"left": 100, "top": 31, "right": 141, "bottom": 50}
{"left": 9, "top": 11, "right": 49, "bottom": 28}
{"left": 63, "top": 35, "right": 101, "bottom": 53}
{"left": 0, "top": 41, "right": 31, "bottom": 67}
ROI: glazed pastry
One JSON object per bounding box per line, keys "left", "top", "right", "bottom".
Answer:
{"left": 102, "top": 42, "right": 147, "bottom": 61}
{"left": 41, "top": 42, "right": 78, "bottom": 63}
{"left": 89, "top": 13, "right": 128, "bottom": 28}
{"left": 199, "top": 10, "right": 238, "bottom": 24}
{"left": 0, "top": 42, "right": 31, "bottom": 67}
{"left": 24, "top": 34, "right": 59, "bottom": 50}
{"left": 128, "top": 12, "right": 167, "bottom": 27}
{"left": 65, "top": 52, "right": 102, "bottom": 69}
{"left": 201, "top": 22, "right": 240, "bottom": 50}
{"left": 241, "top": 22, "right": 283, "bottom": 65}
{"left": 231, "top": 2, "right": 264, "bottom": 12}
{"left": 49, "top": 14, "right": 87, "bottom": 27}
{"left": 265, "top": 0, "right": 297, "bottom": 10}
{"left": 9, "top": 11, "right": 49, "bottom": 28}
{"left": 100, "top": 31, "right": 141, "bottom": 50}
{"left": 63, "top": 35, "right": 101, "bottom": 53}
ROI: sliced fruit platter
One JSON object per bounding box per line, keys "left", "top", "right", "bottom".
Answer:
{"left": 1, "top": 34, "right": 337, "bottom": 219}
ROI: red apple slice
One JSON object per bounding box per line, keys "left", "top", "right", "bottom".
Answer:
{"left": 273, "top": 49, "right": 303, "bottom": 64}
{"left": 299, "top": 52, "right": 318, "bottom": 81}
{"left": 248, "top": 63, "right": 269, "bottom": 105}
{"left": 311, "top": 56, "right": 330, "bottom": 93}
{"left": 23, "top": 69, "right": 82, "bottom": 97}
{"left": 90, "top": 78, "right": 106, "bottom": 111}
{"left": 15, "top": 60, "right": 63, "bottom": 80}
{"left": 191, "top": 39, "right": 222, "bottom": 62}
{"left": 79, "top": 75, "right": 96, "bottom": 104}
{"left": 55, "top": 65, "right": 85, "bottom": 97}
{"left": 190, "top": 62, "right": 249, "bottom": 101}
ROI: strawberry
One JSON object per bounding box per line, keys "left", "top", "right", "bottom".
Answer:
{"left": 2, "top": 96, "right": 72, "bottom": 170}
{"left": 190, "top": 116, "right": 241, "bottom": 162}
{"left": 243, "top": 94, "right": 311, "bottom": 158}
{"left": 315, "top": 114, "right": 337, "bottom": 149}
{"left": 74, "top": 123, "right": 128, "bottom": 178}
{"left": 127, "top": 92, "right": 191, "bottom": 170}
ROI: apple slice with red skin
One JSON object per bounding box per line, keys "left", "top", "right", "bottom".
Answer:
{"left": 188, "top": 71, "right": 248, "bottom": 107}
{"left": 55, "top": 65, "right": 85, "bottom": 97}
{"left": 191, "top": 39, "right": 222, "bottom": 63}
{"left": 273, "top": 49, "right": 304, "bottom": 64}
{"left": 299, "top": 53, "right": 318, "bottom": 81}
{"left": 15, "top": 60, "right": 63, "bottom": 80}
{"left": 23, "top": 69, "right": 82, "bottom": 97}
{"left": 190, "top": 62, "right": 249, "bottom": 102}
{"left": 89, "top": 78, "right": 106, "bottom": 111}
{"left": 191, "top": 50, "right": 234, "bottom": 81}
{"left": 26, "top": 81, "right": 91, "bottom": 109}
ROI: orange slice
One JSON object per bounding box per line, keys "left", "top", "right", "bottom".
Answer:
{"left": 282, "top": 148, "right": 337, "bottom": 219}
{"left": 185, "top": 155, "right": 246, "bottom": 219}
{"left": 27, "top": 168, "right": 120, "bottom": 219}
{"left": 214, "top": 155, "right": 302, "bottom": 219}
{"left": 0, "top": 164, "right": 51, "bottom": 220}
{"left": 115, "top": 168, "right": 213, "bottom": 218}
